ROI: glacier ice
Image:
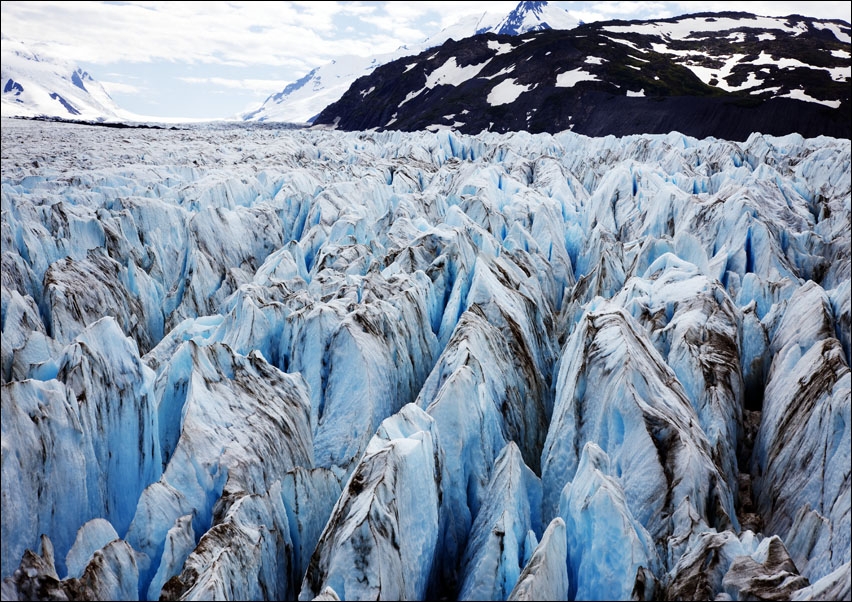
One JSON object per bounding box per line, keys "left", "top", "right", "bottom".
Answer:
{"left": 507, "top": 518, "right": 569, "bottom": 601}
{"left": 299, "top": 404, "right": 442, "bottom": 601}
{"left": 457, "top": 442, "right": 542, "bottom": 601}
{"left": 1, "top": 118, "right": 850, "bottom": 600}
{"left": 557, "top": 442, "right": 660, "bottom": 601}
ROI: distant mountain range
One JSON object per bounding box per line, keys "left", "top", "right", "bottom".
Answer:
{"left": 4, "top": 3, "right": 850, "bottom": 140}
{"left": 1, "top": 37, "right": 127, "bottom": 121}
{"left": 312, "top": 11, "right": 851, "bottom": 140}
{"left": 241, "top": 1, "right": 576, "bottom": 123}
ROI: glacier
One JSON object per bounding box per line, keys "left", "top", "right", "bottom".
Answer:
{"left": 1, "top": 118, "right": 850, "bottom": 601}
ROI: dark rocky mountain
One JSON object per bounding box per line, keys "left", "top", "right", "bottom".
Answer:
{"left": 314, "top": 12, "right": 852, "bottom": 140}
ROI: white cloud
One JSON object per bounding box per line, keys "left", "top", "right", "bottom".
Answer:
{"left": 177, "top": 77, "right": 291, "bottom": 95}
{"left": 100, "top": 81, "right": 143, "bottom": 95}
{"left": 3, "top": 1, "right": 847, "bottom": 74}
{"left": 667, "top": 1, "right": 851, "bottom": 21}
{"left": 0, "top": 1, "right": 397, "bottom": 67}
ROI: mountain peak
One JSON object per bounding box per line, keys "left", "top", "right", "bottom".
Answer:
{"left": 493, "top": 1, "right": 576, "bottom": 35}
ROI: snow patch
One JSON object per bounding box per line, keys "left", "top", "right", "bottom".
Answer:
{"left": 604, "top": 15, "right": 809, "bottom": 40}
{"left": 482, "top": 65, "right": 516, "bottom": 80}
{"left": 682, "top": 53, "right": 764, "bottom": 92}
{"left": 555, "top": 68, "right": 600, "bottom": 87}
{"left": 425, "top": 57, "right": 493, "bottom": 89}
{"left": 813, "top": 21, "right": 852, "bottom": 43}
{"left": 488, "top": 40, "right": 514, "bottom": 55}
{"left": 487, "top": 79, "right": 531, "bottom": 106}
{"left": 781, "top": 88, "right": 842, "bottom": 108}
{"left": 603, "top": 36, "right": 648, "bottom": 52}
{"left": 400, "top": 57, "right": 492, "bottom": 106}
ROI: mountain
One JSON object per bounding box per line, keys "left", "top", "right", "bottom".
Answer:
{"left": 492, "top": 0, "right": 576, "bottom": 35}
{"left": 241, "top": 1, "right": 574, "bottom": 123}
{"left": 1, "top": 37, "right": 128, "bottom": 121}
{"left": 312, "top": 12, "right": 852, "bottom": 140}
{"left": 2, "top": 119, "right": 850, "bottom": 601}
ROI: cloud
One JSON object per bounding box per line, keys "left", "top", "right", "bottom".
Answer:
{"left": 99, "top": 81, "right": 143, "bottom": 95}
{"left": 5, "top": 1, "right": 847, "bottom": 77}
{"left": 0, "top": 1, "right": 390, "bottom": 67}
{"left": 177, "top": 76, "right": 291, "bottom": 95}
{"left": 592, "top": 2, "right": 671, "bottom": 16}
{"left": 667, "top": 0, "right": 851, "bottom": 20}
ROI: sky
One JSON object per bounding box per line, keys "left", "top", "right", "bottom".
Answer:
{"left": 2, "top": 1, "right": 851, "bottom": 119}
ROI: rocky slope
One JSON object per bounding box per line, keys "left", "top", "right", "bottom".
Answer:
{"left": 313, "top": 12, "right": 851, "bottom": 139}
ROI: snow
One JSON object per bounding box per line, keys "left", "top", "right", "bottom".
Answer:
{"left": 426, "top": 57, "right": 492, "bottom": 89}
{"left": 813, "top": 21, "right": 852, "bottom": 43}
{"left": 751, "top": 85, "right": 781, "bottom": 95}
{"left": 626, "top": 88, "right": 645, "bottom": 97}
{"left": 831, "top": 49, "right": 851, "bottom": 59}
{"left": 487, "top": 78, "right": 531, "bottom": 106}
{"left": 680, "top": 53, "right": 766, "bottom": 92}
{"left": 781, "top": 88, "right": 842, "bottom": 108}
{"left": 584, "top": 56, "right": 605, "bottom": 65}
{"left": 1, "top": 119, "right": 849, "bottom": 601}
{"left": 402, "top": 57, "right": 493, "bottom": 106}
{"left": 828, "top": 66, "right": 851, "bottom": 82}
{"left": 602, "top": 35, "right": 648, "bottom": 52}
{"left": 492, "top": 1, "right": 576, "bottom": 35}
{"left": 488, "top": 39, "right": 514, "bottom": 55}
{"left": 603, "top": 15, "right": 810, "bottom": 40}
{"left": 1, "top": 38, "right": 130, "bottom": 121}
{"left": 481, "top": 65, "right": 516, "bottom": 80}
{"left": 752, "top": 51, "right": 817, "bottom": 70}
{"left": 555, "top": 68, "right": 600, "bottom": 87}
{"left": 650, "top": 42, "right": 706, "bottom": 57}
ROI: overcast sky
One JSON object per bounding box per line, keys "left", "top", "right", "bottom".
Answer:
{"left": 3, "top": 1, "right": 850, "bottom": 119}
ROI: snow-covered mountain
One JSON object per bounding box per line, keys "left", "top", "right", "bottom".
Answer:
{"left": 492, "top": 0, "right": 576, "bottom": 35}
{"left": 1, "top": 37, "right": 128, "bottom": 121}
{"left": 2, "top": 119, "right": 849, "bottom": 601}
{"left": 314, "top": 12, "right": 851, "bottom": 139}
{"left": 241, "top": 1, "right": 574, "bottom": 123}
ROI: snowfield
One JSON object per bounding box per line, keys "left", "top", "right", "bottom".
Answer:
{"left": 1, "top": 118, "right": 850, "bottom": 601}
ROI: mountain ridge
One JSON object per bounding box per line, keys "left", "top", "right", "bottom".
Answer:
{"left": 312, "top": 11, "right": 851, "bottom": 139}
{"left": 1, "top": 37, "right": 127, "bottom": 122}
{"left": 241, "top": 0, "right": 576, "bottom": 123}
